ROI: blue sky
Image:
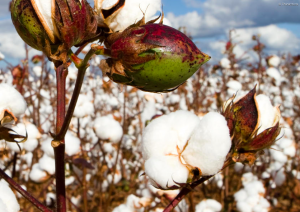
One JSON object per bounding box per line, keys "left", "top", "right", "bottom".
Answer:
{"left": 1, "top": 0, "right": 300, "bottom": 67}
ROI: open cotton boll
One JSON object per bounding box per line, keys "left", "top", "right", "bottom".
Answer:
{"left": 255, "top": 94, "right": 278, "bottom": 134}
{"left": 142, "top": 110, "right": 201, "bottom": 160}
{"left": 220, "top": 58, "right": 230, "bottom": 69}
{"left": 0, "top": 180, "right": 20, "bottom": 212}
{"left": 0, "top": 83, "right": 26, "bottom": 118}
{"left": 65, "top": 131, "right": 81, "bottom": 156}
{"left": 195, "top": 199, "right": 222, "bottom": 212}
{"left": 41, "top": 137, "right": 54, "bottom": 158}
{"left": 182, "top": 112, "right": 231, "bottom": 176}
{"left": 268, "top": 55, "right": 281, "bottom": 67}
{"left": 38, "top": 154, "right": 55, "bottom": 175}
{"left": 94, "top": 116, "right": 123, "bottom": 143}
{"left": 144, "top": 155, "right": 189, "bottom": 189}
{"left": 266, "top": 67, "right": 281, "bottom": 85}
{"left": 0, "top": 199, "right": 9, "bottom": 212}
{"left": 98, "top": 0, "right": 162, "bottom": 32}
{"left": 30, "top": 164, "right": 49, "bottom": 183}
{"left": 73, "top": 94, "right": 94, "bottom": 118}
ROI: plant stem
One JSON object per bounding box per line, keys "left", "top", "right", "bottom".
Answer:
{"left": 0, "top": 168, "right": 52, "bottom": 212}
{"left": 54, "top": 48, "right": 96, "bottom": 141}
{"left": 53, "top": 64, "right": 68, "bottom": 212}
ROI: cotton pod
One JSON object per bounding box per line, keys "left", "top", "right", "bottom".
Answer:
{"left": 94, "top": 115, "right": 123, "bottom": 143}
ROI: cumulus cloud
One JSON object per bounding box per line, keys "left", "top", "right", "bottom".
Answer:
{"left": 168, "top": 0, "right": 300, "bottom": 38}
{"left": 206, "top": 25, "right": 300, "bottom": 62}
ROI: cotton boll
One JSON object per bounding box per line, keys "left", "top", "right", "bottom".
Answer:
{"left": 268, "top": 55, "right": 281, "bottom": 67}
{"left": 236, "top": 201, "right": 251, "bottom": 212}
{"left": 273, "top": 169, "right": 286, "bottom": 186}
{"left": 65, "top": 131, "right": 81, "bottom": 156}
{"left": 0, "top": 199, "right": 9, "bottom": 212}
{"left": 0, "top": 180, "right": 20, "bottom": 212}
{"left": 98, "top": 0, "right": 162, "bottom": 32}
{"left": 195, "top": 199, "right": 222, "bottom": 212}
{"left": 270, "top": 149, "right": 287, "bottom": 164}
{"left": 33, "top": 66, "right": 42, "bottom": 77}
{"left": 141, "top": 99, "right": 156, "bottom": 125}
{"left": 255, "top": 94, "right": 278, "bottom": 134}
{"left": 29, "top": 164, "right": 48, "bottom": 183}
{"left": 0, "top": 84, "right": 27, "bottom": 118}
{"left": 234, "top": 190, "right": 247, "bottom": 202}
{"left": 38, "top": 154, "right": 55, "bottom": 175}
{"left": 220, "top": 58, "right": 230, "bottom": 69}
{"left": 94, "top": 116, "right": 123, "bottom": 143}
{"left": 73, "top": 94, "right": 94, "bottom": 118}
{"left": 103, "top": 142, "right": 115, "bottom": 154}
{"left": 182, "top": 112, "right": 231, "bottom": 176}
{"left": 144, "top": 155, "right": 189, "bottom": 189}
{"left": 142, "top": 110, "right": 201, "bottom": 160}
{"left": 227, "top": 80, "right": 242, "bottom": 91}
{"left": 41, "top": 137, "right": 54, "bottom": 158}
{"left": 266, "top": 67, "right": 281, "bottom": 85}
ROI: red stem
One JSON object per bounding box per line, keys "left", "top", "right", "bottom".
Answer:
{"left": 0, "top": 168, "right": 52, "bottom": 212}
{"left": 54, "top": 65, "right": 68, "bottom": 212}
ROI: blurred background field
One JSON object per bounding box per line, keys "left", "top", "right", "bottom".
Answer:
{"left": 0, "top": 0, "right": 300, "bottom": 212}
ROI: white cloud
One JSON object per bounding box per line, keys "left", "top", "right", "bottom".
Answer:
{"left": 0, "top": 19, "right": 40, "bottom": 60}
{"left": 168, "top": 0, "right": 300, "bottom": 38}
{"left": 206, "top": 25, "right": 300, "bottom": 62}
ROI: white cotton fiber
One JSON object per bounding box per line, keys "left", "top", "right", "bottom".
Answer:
{"left": 38, "top": 154, "right": 55, "bottom": 175}
{"left": 255, "top": 94, "right": 278, "bottom": 134}
{"left": 73, "top": 94, "right": 94, "bottom": 118}
{"left": 65, "top": 131, "right": 81, "bottom": 156}
{"left": 94, "top": 116, "right": 123, "bottom": 143}
{"left": 0, "top": 83, "right": 26, "bottom": 117}
{"left": 142, "top": 110, "right": 201, "bottom": 160}
{"left": 182, "top": 112, "right": 231, "bottom": 176}
{"left": 0, "top": 180, "right": 20, "bottom": 212}
{"left": 97, "top": 0, "right": 162, "bottom": 32}
{"left": 195, "top": 199, "right": 222, "bottom": 212}
{"left": 29, "top": 164, "right": 48, "bottom": 183}
{"left": 268, "top": 55, "right": 280, "bottom": 67}
{"left": 144, "top": 155, "right": 189, "bottom": 189}
{"left": 41, "top": 137, "right": 54, "bottom": 158}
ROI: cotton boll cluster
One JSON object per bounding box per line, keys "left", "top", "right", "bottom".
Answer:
{"left": 195, "top": 199, "right": 222, "bottom": 212}
{"left": 142, "top": 110, "right": 231, "bottom": 189}
{"left": 234, "top": 173, "right": 270, "bottom": 212}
